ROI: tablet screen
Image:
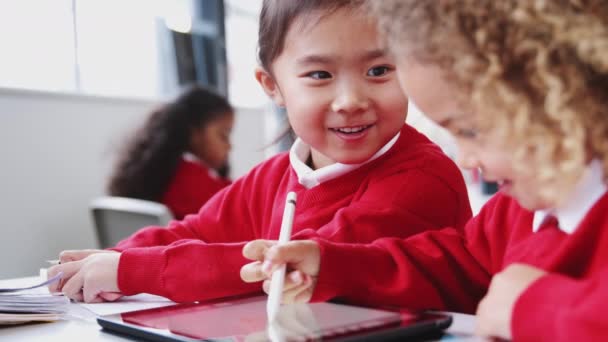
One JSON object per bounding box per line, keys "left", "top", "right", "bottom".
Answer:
{"left": 100, "top": 295, "right": 404, "bottom": 341}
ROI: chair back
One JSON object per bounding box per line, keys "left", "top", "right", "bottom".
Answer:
{"left": 90, "top": 196, "right": 173, "bottom": 248}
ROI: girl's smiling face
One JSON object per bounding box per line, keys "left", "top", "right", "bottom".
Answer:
{"left": 396, "top": 58, "right": 554, "bottom": 210}
{"left": 256, "top": 8, "right": 408, "bottom": 169}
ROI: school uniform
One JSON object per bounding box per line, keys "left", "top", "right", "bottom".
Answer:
{"left": 311, "top": 160, "right": 608, "bottom": 341}
{"left": 112, "top": 123, "right": 472, "bottom": 303}
{"left": 161, "top": 155, "right": 231, "bottom": 219}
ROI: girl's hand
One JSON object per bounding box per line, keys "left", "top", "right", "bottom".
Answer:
{"left": 47, "top": 253, "right": 123, "bottom": 303}
{"left": 240, "top": 239, "right": 321, "bottom": 303}
{"left": 58, "top": 249, "right": 115, "bottom": 264}
{"left": 475, "top": 263, "right": 547, "bottom": 339}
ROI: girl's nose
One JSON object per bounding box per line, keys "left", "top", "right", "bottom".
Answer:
{"left": 331, "top": 85, "right": 369, "bottom": 114}
{"left": 456, "top": 149, "right": 480, "bottom": 170}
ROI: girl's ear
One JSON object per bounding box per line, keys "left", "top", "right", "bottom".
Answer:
{"left": 255, "top": 67, "right": 285, "bottom": 107}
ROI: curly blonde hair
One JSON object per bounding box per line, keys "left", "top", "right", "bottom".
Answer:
{"left": 370, "top": 0, "right": 608, "bottom": 204}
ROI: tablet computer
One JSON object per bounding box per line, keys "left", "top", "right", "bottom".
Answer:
{"left": 97, "top": 295, "right": 451, "bottom": 341}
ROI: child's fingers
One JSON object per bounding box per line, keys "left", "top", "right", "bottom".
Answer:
{"left": 242, "top": 240, "right": 275, "bottom": 261}
{"left": 260, "top": 270, "right": 303, "bottom": 293}
{"left": 99, "top": 292, "right": 124, "bottom": 302}
{"left": 59, "top": 249, "right": 101, "bottom": 263}
{"left": 262, "top": 279, "right": 271, "bottom": 294}
{"left": 281, "top": 270, "right": 306, "bottom": 293}
{"left": 47, "top": 260, "right": 84, "bottom": 293}
{"left": 84, "top": 295, "right": 105, "bottom": 304}
{"left": 70, "top": 291, "right": 84, "bottom": 302}
{"left": 240, "top": 261, "right": 266, "bottom": 283}
{"left": 293, "top": 285, "right": 314, "bottom": 304}
{"left": 474, "top": 296, "right": 492, "bottom": 337}
{"left": 282, "top": 272, "right": 314, "bottom": 304}
{"left": 260, "top": 245, "right": 298, "bottom": 276}
{"left": 46, "top": 266, "right": 63, "bottom": 293}
{"left": 62, "top": 270, "right": 85, "bottom": 301}
{"left": 83, "top": 281, "right": 104, "bottom": 303}
{"left": 260, "top": 271, "right": 313, "bottom": 304}
{"left": 262, "top": 241, "right": 321, "bottom": 277}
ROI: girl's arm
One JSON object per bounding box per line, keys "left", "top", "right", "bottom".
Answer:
{"left": 308, "top": 194, "right": 519, "bottom": 313}
{"left": 293, "top": 166, "right": 471, "bottom": 244}
{"left": 310, "top": 225, "right": 490, "bottom": 313}
{"left": 108, "top": 157, "right": 286, "bottom": 302}
{"left": 242, "top": 196, "right": 511, "bottom": 313}
{"left": 111, "top": 163, "right": 260, "bottom": 251}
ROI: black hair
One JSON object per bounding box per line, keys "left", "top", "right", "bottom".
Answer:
{"left": 258, "top": 0, "right": 364, "bottom": 71}
{"left": 108, "top": 84, "right": 233, "bottom": 201}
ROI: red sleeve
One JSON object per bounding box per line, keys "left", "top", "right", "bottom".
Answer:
{"left": 113, "top": 165, "right": 265, "bottom": 302}
{"left": 162, "top": 161, "right": 231, "bottom": 219}
{"left": 512, "top": 271, "right": 608, "bottom": 341}
{"left": 292, "top": 167, "right": 471, "bottom": 244}
{"left": 309, "top": 196, "right": 508, "bottom": 314}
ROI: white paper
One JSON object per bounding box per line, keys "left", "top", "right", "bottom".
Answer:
{"left": 0, "top": 274, "right": 69, "bottom": 325}
{"left": 78, "top": 293, "right": 174, "bottom": 316}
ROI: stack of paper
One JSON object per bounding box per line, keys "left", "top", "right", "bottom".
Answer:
{"left": 0, "top": 273, "right": 69, "bottom": 325}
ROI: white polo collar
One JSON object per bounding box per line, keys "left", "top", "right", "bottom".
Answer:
{"left": 289, "top": 132, "right": 400, "bottom": 189}
{"left": 182, "top": 152, "right": 221, "bottom": 179}
{"left": 533, "top": 159, "right": 607, "bottom": 234}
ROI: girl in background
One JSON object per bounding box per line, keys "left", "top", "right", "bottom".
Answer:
{"left": 108, "top": 84, "right": 233, "bottom": 219}
{"left": 241, "top": 1, "right": 608, "bottom": 340}
{"left": 49, "top": 0, "right": 470, "bottom": 305}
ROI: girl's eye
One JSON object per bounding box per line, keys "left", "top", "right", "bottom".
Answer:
{"left": 222, "top": 131, "right": 231, "bottom": 142}
{"left": 306, "top": 71, "right": 332, "bottom": 80}
{"left": 456, "top": 128, "right": 478, "bottom": 139}
{"left": 367, "top": 66, "right": 391, "bottom": 77}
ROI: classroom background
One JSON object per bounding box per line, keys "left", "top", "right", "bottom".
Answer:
{"left": 0, "top": 0, "right": 489, "bottom": 279}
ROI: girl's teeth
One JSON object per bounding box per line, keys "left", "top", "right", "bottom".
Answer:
{"left": 336, "top": 126, "right": 366, "bottom": 133}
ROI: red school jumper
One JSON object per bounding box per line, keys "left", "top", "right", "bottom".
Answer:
{"left": 112, "top": 124, "right": 472, "bottom": 303}
{"left": 312, "top": 192, "right": 608, "bottom": 341}
{"left": 161, "top": 158, "right": 231, "bottom": 219}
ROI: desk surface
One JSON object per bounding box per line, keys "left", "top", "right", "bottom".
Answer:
{"left": 0, "top": 276, "right": 486, "bottom": 341}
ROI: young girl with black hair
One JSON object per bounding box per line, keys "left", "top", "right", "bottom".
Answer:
{"left": 108, "top": 85, "right": 233, "bottom": 219}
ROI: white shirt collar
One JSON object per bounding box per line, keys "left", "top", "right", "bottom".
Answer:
{"left": 183, "top": 152, "right": 201, "bottom": 164}
{"left": 182, "top": 152, "right": 220, "bottom": 179}
{"left": 289, "top": 132, "right": 401, "bottom": 189}
{"left": 533, "top": 159, "right": 607, "bottom": 234}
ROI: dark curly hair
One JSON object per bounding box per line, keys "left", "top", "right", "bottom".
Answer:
{"left": 108, "top": 84, "right": 233, "bottom": 201}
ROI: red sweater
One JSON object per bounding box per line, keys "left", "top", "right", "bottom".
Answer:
{"left": 161, "top": 159, "right": 231, "bottom": 219}
{"left": 312, "top": 192, "right": 608, "bottom": 341}
{"left": 113, "top": 124, "right": 471, "bottom": 303}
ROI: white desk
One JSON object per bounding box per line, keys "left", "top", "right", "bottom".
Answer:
{"left": 0, "top": 276, "right": 485, "bottom": 341}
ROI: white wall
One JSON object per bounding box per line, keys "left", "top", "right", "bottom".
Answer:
{"left": 0, "top": 88, "right": 266, "bottom": 278}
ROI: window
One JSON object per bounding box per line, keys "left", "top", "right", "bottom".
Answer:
{"left": 0, "top": 0, "right": 76, "bottom": 92}
{"left": 74, "top": 0, "right": 162, "bottom": 98}
{"left": 0, "top": 0, "right": 269, "bottom": 103}
{"left": 224, "top": 0, "right": 266, "bottom": 108}
{"left": 0, "top": 0, "right": 191, "bottom": 99}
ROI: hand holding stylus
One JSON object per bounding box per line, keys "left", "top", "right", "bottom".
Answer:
{"left": 240, "top": 237, "right": 321, "bottom": 305}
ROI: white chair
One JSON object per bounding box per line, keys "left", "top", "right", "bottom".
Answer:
{"left": 90, "top": 196, "right": 173, "bottom": 248}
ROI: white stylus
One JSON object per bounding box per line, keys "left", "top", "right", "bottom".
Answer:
{"left": 266, "top": 191, "right": 297, "bottom": 323}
